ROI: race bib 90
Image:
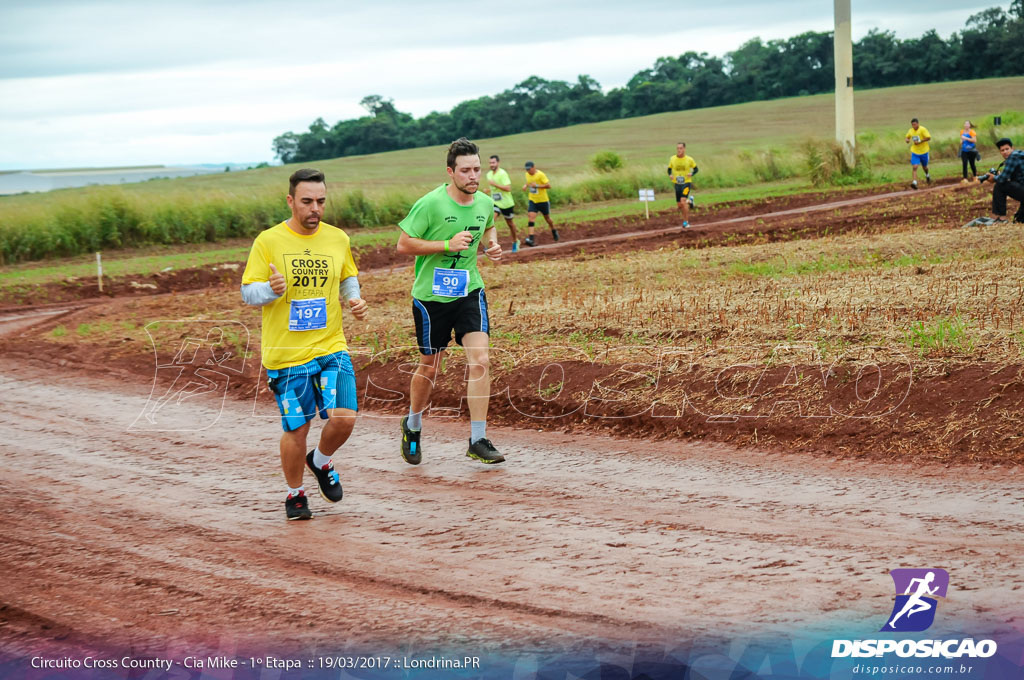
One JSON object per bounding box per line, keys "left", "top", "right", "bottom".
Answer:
{"left": 289, "top": 298, "right": 327, "bottom": 331}
{"left": 432, "top": 268, "right": 469, "bottom": 297}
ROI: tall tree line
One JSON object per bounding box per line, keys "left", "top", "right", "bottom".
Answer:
{"left": 273, "top": 3, "right": 1024, "bottom": 164}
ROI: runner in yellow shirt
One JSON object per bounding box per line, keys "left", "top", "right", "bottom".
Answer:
{"left": 241, "top": 168, "right": 369, "bottom": 520}
{"left": 668, "top": 142, "right": 699, "bottom": 227}
{"left": 905, "top": 118, "right": 932, "bottom": 189}
{"left": 522, "top": 161, "right": 558, "bottom": 246}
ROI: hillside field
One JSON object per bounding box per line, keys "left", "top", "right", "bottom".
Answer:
{"left": 0, "top": 77, "right": 1022, "bottom": 267}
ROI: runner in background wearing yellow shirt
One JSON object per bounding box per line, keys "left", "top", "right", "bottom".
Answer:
{"left": 905, "top": 118, "right": 932, "bottom": 190}
{"left": 241, "top": 168, "right": 369, "bottom": 520}
{"left": 486, "top": 154, "right": 520, "bottom": 252}
{"left": 668, "top": 142, "right": 699, "bottom": 228}
{"left": 522, "top": 161, "right": 558, "bottom": 246}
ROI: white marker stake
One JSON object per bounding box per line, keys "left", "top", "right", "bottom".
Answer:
{"left": 96, "top": 252, "right": 103, "bottom": 292}
{"left": 638, "top": 189, "right": 655, "bottom": 219}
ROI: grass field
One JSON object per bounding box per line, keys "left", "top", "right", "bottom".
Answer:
{"left": 0, "top": 178, "right": 813, "bottom": 289}
{"left": 1, "top": 77, "right": 1022, "bottom": 266}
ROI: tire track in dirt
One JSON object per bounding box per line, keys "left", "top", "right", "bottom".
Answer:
{"left": 513, "top": 183, "right": 950, "bottom": 256}
{"left": 1, "top": 362, "right": 1020, "bottom": 657}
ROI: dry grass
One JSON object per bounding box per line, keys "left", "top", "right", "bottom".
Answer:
{"left": 36, "top": 210, "right": 1024, "bottom": 371}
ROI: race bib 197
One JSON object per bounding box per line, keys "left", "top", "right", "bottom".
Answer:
{"left": 289, "top": 298, "right": 327, "bottom": 331}
{"left": 432, "top": 268, "right": 469, "bottom": 297}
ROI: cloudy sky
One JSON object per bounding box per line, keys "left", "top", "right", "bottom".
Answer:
{"left": 0, "top": 0, "right": 1002, "bottom": 170}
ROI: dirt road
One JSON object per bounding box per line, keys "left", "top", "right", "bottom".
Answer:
{"left": 1, "top": 359, "right": 1020, "bottom": 659}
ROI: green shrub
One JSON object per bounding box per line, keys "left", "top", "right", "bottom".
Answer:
{"left": 590, "top": 150, "right": 624, "bottom": 173}
{"left": 802, "top": 140, "right": 874, "bottom": 187}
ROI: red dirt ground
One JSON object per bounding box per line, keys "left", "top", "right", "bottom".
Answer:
{"left": 1, "top": 359, "right": 1021, "bottom": 660}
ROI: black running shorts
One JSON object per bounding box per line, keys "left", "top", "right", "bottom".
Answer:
{"left": 412, "top": 288, "right": 490, "bottom": 355}
{"left": 527, "top": 200, "right": 551, "bottom": 215}
{"left": 674, "top": 182, "right": 692, "bottom": 202}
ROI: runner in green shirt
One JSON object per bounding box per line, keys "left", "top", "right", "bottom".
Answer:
{"left": 396, "top": 137, "right": 505, "bottom": 465}
{"left": 486, "top": 154, "right": 520, "bottom": 252}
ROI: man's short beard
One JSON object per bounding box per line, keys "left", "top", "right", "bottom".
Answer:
{"left": 453, "top": 179, "right": 476, "bottom": 195}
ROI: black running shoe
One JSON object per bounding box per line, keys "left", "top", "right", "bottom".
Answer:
{"left": 523, "top": 235, "right": 535, "bottom": 247}
{"left": 551, "top": 229, "right": 559, "bottom": 242}
{"left": 305, "top": 450, "right": 343, "bottom": 502}
{"left": 401, "top": 416, "right": 422, "bottom": 465}
{"left": 926, "top": 174, "right": 932, "bottom": 184}
{"left": 285, "top": 492, "right": 312, "bottom": 520}
{"left": 466, "top": 438, "right": 505, "bottom": 464}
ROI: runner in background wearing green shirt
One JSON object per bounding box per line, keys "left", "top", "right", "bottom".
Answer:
{"left": 486, "top": 154, "right": 520, "bottom": 252}
{"left": 396, "top": 138, "right": 506, "bottom": 465}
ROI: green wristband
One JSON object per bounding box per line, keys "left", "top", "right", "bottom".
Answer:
{"left": 444, "top": 239, "right": 450, "bottom": 253}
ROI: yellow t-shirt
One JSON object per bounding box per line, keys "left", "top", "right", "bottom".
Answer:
{"left": 906, "top": 126, "right": 931, "bottom": 154}
{"left": 524, "top": 169, "right": 550, "bottom": 203}
{"left": 242, "top": 221, "right": 359, "bottom": 370}
{"left": 668, "top": 154, "right": 698, "bottom": 183}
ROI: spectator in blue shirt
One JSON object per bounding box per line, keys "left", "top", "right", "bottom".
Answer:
{"left": 980, "top": 138, "right": 1024, "bottom": 224}
{"left": 959, "top": 120, "right": 978, "bottom": 181}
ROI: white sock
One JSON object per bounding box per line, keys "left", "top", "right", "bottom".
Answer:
{"left": 312, "top": 447, "right": 332, "bottom": 469}
{"left": 288, "top": 486, "right": 304, "bottom": 498}
{"left": 470, "top": 420, "right": 487, "bottom": 444}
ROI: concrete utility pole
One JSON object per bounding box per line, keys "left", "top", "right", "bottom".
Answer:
{"left": 834, "top": 0, "right": 856, "bottom": 167}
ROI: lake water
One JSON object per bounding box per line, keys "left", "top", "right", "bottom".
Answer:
{"left": 0, "top": 166, "right": 231, "bottom": 195}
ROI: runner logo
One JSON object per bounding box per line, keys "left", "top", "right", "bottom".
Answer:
{"left": 881, "top": 568, "right": 949, "bottom": 632}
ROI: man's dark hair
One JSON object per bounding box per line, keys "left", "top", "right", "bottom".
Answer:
{"left": 447, "top": 137, "right": 479, "bottom": 169}
{"left": 489, "top": 154, "right": 499, "bottom": 161}
{"left": 677, "top": 142, "right": 686, "bottom": 146}
{"left": 289, "top": 168, "right": 325, "bottom": 196}
{"left": 996, "top": 137, "right": 1014, "bottom": 149}
{"left": 911, "top": 118, "right": 919, "bottom": 124}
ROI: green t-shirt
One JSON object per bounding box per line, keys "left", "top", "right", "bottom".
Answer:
{"left": 485, "top": 168, "right": 516, "bottom": 209}
{"left": 399, "top": 184, "right": 495, "bottom": 302}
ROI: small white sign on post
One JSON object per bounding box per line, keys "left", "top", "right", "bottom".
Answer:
{"left": 96, "top": 252, "right": 103, "bottom": 293}
{"left": 638, "top": 188, "right": 655, "bottom": 218}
